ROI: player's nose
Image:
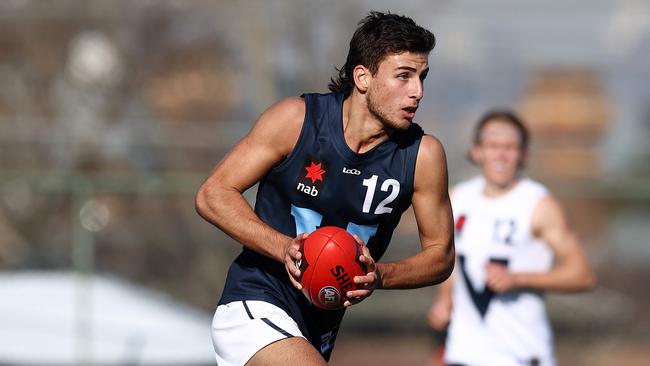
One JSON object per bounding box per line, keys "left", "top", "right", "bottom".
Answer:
{"left": 409, "top": 78, "right": 424, "bottom": 101}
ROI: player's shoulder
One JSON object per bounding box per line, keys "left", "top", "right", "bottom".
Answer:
{"left": 416, "top": 134, "right": 446, "bottom": 163}
{"left": 526, "top": 179, "right": 567, "bottom": 228}
{"left": 531, "top": 193, "right": 567, "bottom": 231}
{"left": 413, "top": 134, "right": 448, "bottom": 190}
{"left": 253, "top": 96, "right": 306, "bottom": 135}
{"left": 248, "top": 97, "right": 306, "bottom": 155}
{"left": 261, "top": 96, "right": 306, "bottom": 123}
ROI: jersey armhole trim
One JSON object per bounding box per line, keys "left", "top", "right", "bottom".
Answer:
{"left": 268, "top": 95, "right": 310, "bottom": 174}
{"left": 405, "top": 133, "right": 425, "bottom": 201}
{"left": 528, "top": 190, "right": 551, "bottom": 238}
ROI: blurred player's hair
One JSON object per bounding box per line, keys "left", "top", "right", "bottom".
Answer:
{"left": 473, "top": 109, "right": 530, "bottom": 151}
{"left": 468, "top": 109, "right": 530, "bottom": 168}
{"left": 328, "top": 11, "right": 436, "bottom": 96}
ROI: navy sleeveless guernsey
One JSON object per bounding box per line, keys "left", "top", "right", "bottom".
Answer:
{"left": 218, "top": 92, "right": 424, "bottom": 359}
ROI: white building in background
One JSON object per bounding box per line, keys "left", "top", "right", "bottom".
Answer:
{"left": 0, "top": 271, "right": 215, "bottom": 365}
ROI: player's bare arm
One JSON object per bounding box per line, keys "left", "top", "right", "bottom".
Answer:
{"left": 427, "top": 275, "right": 454, "bottom": 330}
{"left": 376, "top": 135, "right": 455, "bottom": 289}
{"left": 195, "top": 97, "right": 307, "bottom": 279}
{"left": 427, "top": 185, "right": 457, "bottom": 329}
{"left": 486, "top": 195, "right": 597, "bottom": 293}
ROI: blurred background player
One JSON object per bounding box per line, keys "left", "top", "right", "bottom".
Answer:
{"left": 196, "top": 11, "right": 454, "bottom": 366}
{"left": 427, "top": 110, "right": 596, "bottom": 366}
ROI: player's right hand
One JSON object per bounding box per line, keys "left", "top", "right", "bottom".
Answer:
{"left": 427, "top": 299, "right": 452, "bottom": 331}
{"left": 284, "top": 233, "right": 308, "bottom": 291}
{"left": 343, "top": 235, "right": 378, "bottom": 307}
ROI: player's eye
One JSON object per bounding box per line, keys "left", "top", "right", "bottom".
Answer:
{"left": 397, "top": 73, "right": 409, "bottom": 80}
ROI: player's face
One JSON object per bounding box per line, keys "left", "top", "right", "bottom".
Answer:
{"left": 472, "top": 120, "right": 525, "bottom": 188}
{"left": 366, "top": 52, "right": 429, "bottom": 130}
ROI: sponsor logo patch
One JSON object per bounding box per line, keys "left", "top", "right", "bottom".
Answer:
{"left": 342, "top": 167, "right": 361, "bottom": 175}
{"left": 296, "top": 158, "right": 328, "bottom": 197}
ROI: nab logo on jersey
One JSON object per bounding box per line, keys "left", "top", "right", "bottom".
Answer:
{"left": 296, "top": 159, "right": 328, "bottom": 197}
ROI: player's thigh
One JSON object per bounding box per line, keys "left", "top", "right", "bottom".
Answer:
{"left": 246, "top": 336, "right": 327, "bottom": 366}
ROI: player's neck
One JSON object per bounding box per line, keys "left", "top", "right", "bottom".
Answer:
{"left": 342, "top": 94, "right": 391, "bottom": 154}
{"left": 482, "top": 176, "right": 521, "bottom": 198}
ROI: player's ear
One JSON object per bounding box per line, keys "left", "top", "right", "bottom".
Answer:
{"left": 353, "top": 65, "right": 370, "bottom": 92}
{"left": 469, "top": 144, "right": 482, "bottom": 165}
{"left": 518, "top": 149, "right": 528, "bottom": 169}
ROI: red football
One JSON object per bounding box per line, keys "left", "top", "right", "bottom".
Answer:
{"left": 297, "top": 226, "right": 366, "bottom": 310}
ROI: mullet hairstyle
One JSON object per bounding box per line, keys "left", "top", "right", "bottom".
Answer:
{"left": 328, "top": 11, "right": 436, "bottom": 96}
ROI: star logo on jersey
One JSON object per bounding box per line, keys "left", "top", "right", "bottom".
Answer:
{"left": 296, "top": 158, "right": 329, "bottom": 198}
{"left": 305, "top": 162, "right": 326, "bottom": 183}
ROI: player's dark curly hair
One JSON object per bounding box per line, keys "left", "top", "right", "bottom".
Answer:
{"left": 473, "top": 110, "right": 530, "bottom": 151}
{"left": 328, "top": 11, "right": 436, "bottom": 96}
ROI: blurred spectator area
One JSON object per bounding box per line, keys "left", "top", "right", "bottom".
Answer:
{"left": 0, "top": 0, "right": 250, "bottom": 310}
{"left": 522, "top": 68, "right": 611, "bottom": 179}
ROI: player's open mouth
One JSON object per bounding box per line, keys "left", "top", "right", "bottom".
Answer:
{"left": 403, "top": 107, "right": 417, "bottom": 118}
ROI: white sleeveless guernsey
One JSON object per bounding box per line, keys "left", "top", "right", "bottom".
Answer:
{"left": 445, "top": 176, "right": 555, "bottom": 366}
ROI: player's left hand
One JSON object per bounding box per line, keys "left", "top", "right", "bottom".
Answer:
{"left": 343, "top": 235, "right": 378, "bottom": 307}
{"left": 485, "top": 262, "right": 517, "bottom": 293}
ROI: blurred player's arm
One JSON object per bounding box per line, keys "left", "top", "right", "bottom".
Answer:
{"left": 195, "top": 97, "right": 305, "bottom": 265}
{"left": 427, "top": 274, "right": 454, "bottom": 331}
{"left": 377, "top": 135, "right": 455, "bottom": 289}
{"left": 486, "top": 196, "right": 597, "bottom": 293}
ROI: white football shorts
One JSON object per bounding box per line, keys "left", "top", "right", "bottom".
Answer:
{"left": 211, "top": 300, "right": 306, "bottom": 366}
